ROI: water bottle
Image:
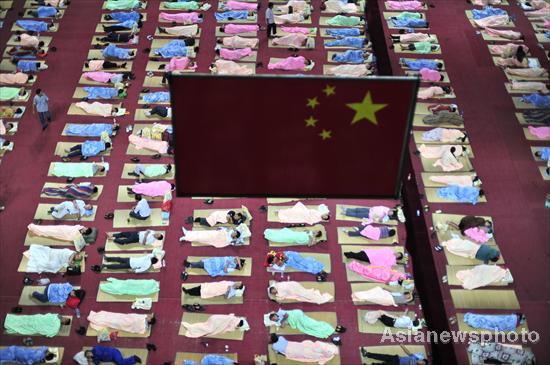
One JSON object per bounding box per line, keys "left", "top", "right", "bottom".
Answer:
{"left": 75, "top": 308, "right": 81, "bottom": 319}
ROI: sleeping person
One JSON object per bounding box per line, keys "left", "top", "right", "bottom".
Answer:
{"left": 51, "top": 162, "right": 107, "bottom": 178}
{"left": 265, "top": 251, "right": 328, "bottom": 281}
{"left": 48, "top": 200, "right": 94, "bottom": 220}
{"left": 275, "top": 202, "right": 330, "bottom": 225}
{"left": 183, "top": 256, "right": 246, "bottom": 277}
{"left": 269, "top": 334, "right": 339, "bottom": 364}
{"left": 0, "top": 346, "right": 59, "bottom": 365}
{"left": 128, "top": 163, "right": 172, "bottom": 178}
{"left": 30, "top": 282, "right": 85, "bottom": 307}
{"left": 267, "top": 55, "right": 314, "bottom": 72}
{"left": 264, "top": 228, "right": 324, "bottom": 246}
{"left": 87, "top": 311, "right": 155, "bottom": 335}
{"left": 264, "top": 309, "right": 346, "bottom": 339}
{"left": 180, "top": 314, "right": 249, "bottom": 338}
{"left": 4, "top": 313, "right": 71, "bottom": 337}
{"left": 182, "top": 281, "right": 245, "bottom": 300}
{"left": 24, "top": 244, "right": 85, "bottom": 273}
{"left": 268, "top": 281, "right": 333, "bottom": 304}
{"left": 27, "top": 223, "right": 97, "bottom": 250}
{"left": 61, "top": 141, "right": 111, "bottom": 161}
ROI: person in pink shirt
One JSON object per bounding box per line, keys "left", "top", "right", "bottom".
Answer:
{"left": 344, "top": 225, "right": 397, "bottom": 241}
{"left": 447, "top": 215, "right": 493, "bottom": 240}
{"left": 210, "top": 60, "right": 255, "bottom": 75}
{"left": 0, "top": 72, "right": 32, "bottom": 85}
{"left": 268, "top": 56, "right": 315, "bottom": 71}
{"left": 217, "top": 36, "right": 259, "bottom": 48}
{"left": 215, "top": 47, "right": 253, "bottom": 61}
{"left": 158, "top": 24, "right": 199, "bottom": 37}
{"left": 160, "top": 12, "right": 203, "bottom": 24}
{"left": 272, "top": 33, "right": 314, "bottom": 48}
{"left": 347, "top": 261, "right": 407, "bottom": 284}
{"left": 220, "top": 24, "right": 259, "bottom": 34}
{"left": 387, "top": 1, "right": 425, "bottom": 10}
{"left": 473, "top": 15, "right": 511, "bottom": 28}
{"left": 495, "top": 57, "right": 528, "bottom": 68}
{"left": 220, "top": 1, "right": 258, "bottom": 11}
{"left": 128, "top": 134, "right": 169, "bottom": 154}
{"left": 85, "top": 60, "right": 128, "bottom": 71}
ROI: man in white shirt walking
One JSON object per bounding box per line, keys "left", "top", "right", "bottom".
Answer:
{"left": 128, "top": 194, "right": 151, "bottom": 221}
{"left": 102, "top": 254, "right": 158, "bottom": 273}
{"left": 266, "top": 2, "right": 276, "bottom": 38}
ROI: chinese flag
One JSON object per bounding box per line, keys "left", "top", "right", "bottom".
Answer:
{"left": 170, "top": 75, "right": 418, "bottom": 198}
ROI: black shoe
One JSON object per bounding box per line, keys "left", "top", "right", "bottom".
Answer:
{"left": 11, "top": 306, "right": 23, "bottom": 313}
{"left": 180, "top": 271, "right": 189, "bottom": 281}
{"left": 259, "top": 205, "right": 267, "bottom": 212}
{"left": 91, "top": 264, "right": 102, "bottom": 272}
{"left": 204, "top": 199, "right": 213, "bottom": 205}
{"left": 131, "top": 157, "right": 140, "bottom": 163}
{"left": 66, "top": 177, "right": 75, "bottom": 183}
{"left": 183, "top": 260, "right": 190, "bottom": 268}
{"left": 146, "top": 343, "right": 157, "bottom": 352}
{"left": 23, "top": 276, "right": 33, "bottom": 285}
{"left": 96, "top": 247, "right": 105, "bottom": 254}
{"left": 134, "top": 356, "right": 142, "bottom": 364}
{"left": 185, "top": 216, "right": 194, "bottom": 224}
{"left": 76, "top": 326, "right": 86, "bottom": 335}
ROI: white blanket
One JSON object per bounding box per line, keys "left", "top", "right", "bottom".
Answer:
{"left": 26, "top": 244, "right": 75, "bottom": 273}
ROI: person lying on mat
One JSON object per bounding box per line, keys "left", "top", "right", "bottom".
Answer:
{"left": 107, "top": 230, "right": 164, "bottom": 246}
{"left": 422, "top": 127, "right": 467, "bottom": 143}
{"left": 265, "top": 309, "right": 346, "bottom": 341}
{"left": 183, "top": 354, "right": 238, "bottom": 365}
{"left": 75, "top": 101, "right": 126, "bottom": 118}
{"left": 216, "top": 35, "right": 259, "bottom": 48}
{"left": 104, "top": 10, "right": 143, "bottom": 22}
{"left": 326, "top": 64, "right": 371, "bottom": 77}
{"left": 158, "top": 24, "right": 200, "bottom": 37}
{"left": 51, "top": 162, "right": 106, "bottom": 178}
{"left": 102, "top": 254, "right": 158, "bottom": 273}
{"left": 153, "top": 40, "right": 199, "bottom": 58}
{"left": 320, "top": 0, "right": 359, "bottom": 13}
{"left": 274, "top": 8, "right": 310, "bottom": 25}
{"left": 102, "top": 19, "right": 143, "bottom": 33}
{"left": 144, "top": 106, "right": 172, "bottom": 118}
{"left": 30, "top": 282, "right": 85, "bottom": 307}
{"left": 128, "top": 163, "right": 172, "bottom": 178}
{"left": 4, "top": 313, "right": 71, "bottom": 337}
{"left": 183, "top": 256, "right": 246, "bottom": 277}
{"left": 342, "top": 205, "right": 404, "bottom": 223}
{"left": 159, "top": 11, "right": 204, "bottom": 24}
{"left": 0, "top": 346, "right": 60, "bottom": 365}
{"left": 505, "top": 67, "right": 549, "bottom": 79}
{"left": 215, "top": 46, "right": 253, "bottom": 61}
{"left": 387, "top": 1, "right": 425, "bottom": 11}
{"left": 361, "top": 345, "right": 428, "bottom": 365}
{"left": 327, "top": 14, "right": 364, "bottom": 26}
{"left": 28, "top": 223, "right": 97, "bottom": 249}
{"left": 179, "top": 226, "right": 248, "bottom": 247}
{"left": 348, "top": 259, "right": 409, "bottom": 284}
{"left": 265, "top": 251, "right": 328, "bottom": 281}
{"left": 42, "top": 182, "right": 98, "bottom": 199}
{"left": 463, "top": 312, "right": 525, "bottom": 332}
{"left": 436, "top": 185, "right": 485, "bottom": 205}
{"left": 275, "top": 202, "right": 330, "bottom": 225}
{"left": 31, "top": 0, "right": 69, "bottom": 6}
{"left": 128, "top": 194, "right": 151, "bottom": 221}
{"left": 14, "top": 33, "right": 46, "bottom": 49}
{"left": 48, "top": 200, "right": 94, "bottom": 220}
{"left": 105, "top": 0, "right": 146, "bottom": 11}
{"left": 264, "top": 228, "right": 324, "bottom": 246}
{"left": 331, "top": 49, "right": 371, "bottom": 64}
{"left": 7, "top": 45, "right": 46, "bottom": 58}
{"left": 27, "top": 7, "right": 61, "bottom": 18}
{"left": 25, "top": 244, "right": 85, "bottom": 274}
{"left": 467, "top": 342, "right": 535, "bottom": 365}
{"left": 102, "top": 44, "right": 136, "bottom": 60}
{"left": 96, "top": 32, "right": 137, "bottom": 45}
{"left": 83, "top": 71, "right": 133, "bottom": 87}
{"left": 268, "top": 281, "right": 333, "bottom": 304}
{"left": 456, "top": 264, "right": 513, "bottom": 290}
{"left": 390, "top": 17, "right": 429, "bottom": 29}
{"left": 417, "top": 85, "right": 453, "bottom": 100}
{"left": 399, "top": 42, "right": 440, "bottom": 54}
{"left": 441, "top": 237, "right": 500, "bottom": 263}
{"left": 345, "top": 247, "right": 405, "bottom": 265}
{"left": 272, "top": 33, "right": 315, "bottom": 48}
{"left": 510, "top": 81, "right": 550, "bottom": 94}
{"left": 163, "top": 0, "right": 207, "bottom": 11}
{"left": 87, "top": 311, "right": 155, "bottom": 335}
{"left": 220, "top": 1, "right": 258, "bottom": 11}
{"left": 61, "top": 141, "right": 111, "bottom": 161}
{"left": 127, "top": 181, "right": 174, "bottom": 198}
{"left": 14, "top": 59, "right": 49, "bottom": 73}
{"left": 210, "top": 60, "right": 254, "bottom": 75}
{"left": 325, "top": 36, "right": 367, "bottom": 49}
{"left": 81, "top": 87, "right": 127, "bottom": 100}
{"left": 73, "top": 346, "right": 142, "bottom": 365}
{"left": 182, "top": 281, "right": 245, "bottom": 299}
{"left": 0, "top": 106, "right": 25, "bottom": 119}
{"left": 214, "top": 10, "right": 256, "bottom": 22}
{"left": 15, "top": 20, "right": 56, "bottom": 33}
{"left": 0, "top": 120, "right": 17, "bottom": 135}
{"left": 483, "top": 27, "right": 523, "bottom": 41}
{"left": 364, "top": 310, "right": 425, "bottom": 331}
{"left": 85, "top": 59, "right": 128, "bottom": 71}
{"left": 269, "top": 334, "right": 339, "bottom": 364}
{"left": 352, "top": 286, "right": 415, "bottom": 306}
{"left": 0, "top": 87, "right": 29, "bottom": 102}
{"left": 180, "top": 314, "right": 250, "bottom": 338}
{"left": 400, "top": 57, "right": 443, "bottom": 70}
{"left": 190, "top": 209, "right": 247, "bottom": 227}
{"left": 343, "top": 225, "right": 397, "bottom": 241}
{"left": 0, "top": 72, "right": 34, "bottom": 85}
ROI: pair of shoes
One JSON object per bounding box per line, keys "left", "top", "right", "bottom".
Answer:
{"left": 185, "top": 216, "right": 194, "bottom": 224}
{"left": 131, "top": 157, "right": 140, "bottom": 163}
{"left": 91, "top": 265, "right": 102, "bottom": 272}
{"left": 180, "top": 271, "right": 188, "bottom": 281}
{"left": 146, "top": 343, "right": 157, "bottom": 352}
{"left": 104, "top": 212, "right": 114, "bottom": 220}
{"left": 183, "top": 260, "right": 190, "bottom": 268}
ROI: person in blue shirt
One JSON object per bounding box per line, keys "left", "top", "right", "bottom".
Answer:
{"left": 80, "top": 346, "right": 142, "bottom": 365}
{"left": 33, "top": 88, "right": 51, "bottom": 131}
{"left": 361, "top": 345, "right": 428, "bottom": 365}
{"left": 129, "top": 194, "right": 151, "bottom": 220}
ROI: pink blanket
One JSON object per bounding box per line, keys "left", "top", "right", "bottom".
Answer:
{"left": 351, "top": 286, "right": 397, "bottom": 306}
{"left": 471, "top": 0, "right": 502, "bottom": 4}
{"left": 276, "top": 0, "right": 309, "bottom": 13}
{"left": 485, "top": 27, "right": 522, "bottom": 40}
{"left": 348, "top": 261, "right": 406, "bottom": 283}
{"left": 418, "top": 86, "right": 445, "bottom": 100}
{"left": 224, "top": 24, "right": 259, "bottom": 34}
{"left": 325, "top": 0, "right": 357, "bottom": 13}
{"left": 0, "top": 72, "right": 29, "bottom": 85}
{"left": 419, "top": 144, "right": 463, "bottom": 159}
{"left": 129, "top": 134, "right": 169, "bottom": 154}
{"left": 20, "top": 34, "right": 40, "bottom": 48}
{"left": 181, "top": 314, "right": 241, "bottom": 338}
{"left": 326, "top": 64, "right": 368, "bottom": 77}
{"left": 464, "top": 227, "right": 491, "bottom": 243}
{"left": 456, "top": 265, "right": 508, "bottom": 290}
{"left": 268, "top": 56, "right": 306, "bottom": 71}
{"left": 545, "top": 20, "right": 550, "bottom": 30}
{"left": 419, "top": 68, "right": 441, "bottom": 82}
{"left": 206, "top": 210, "right": 229, "bottom": 226}
{"left": 473, "top": 15, "right": 509, "bottom": 28}
{"left": 360, "top": 225, "right": 382, "bottom": 240}
{"left": 284, "top": 340, "right": 339, "bottom": 365}
{"left": 363, "top": 248, "right": 397, "bottom": 267}
{"left": 87, "top": 60, "right": 105, "bottom": 71}
{"left": 75, "top": 101, "right": 113, "bottom": 117}
{"left": 220, "top": 47, "right": 252, "bottom": 61}
{"left": 525, "top": 7, "right": 550, "bottom": 17}
{"left": 282, "top": 26, "right": 310, "bottom": 34}
{"left": 166, "top": 57, "right": 194, "bottom": 71}
{"left": 214, "top": 60, "right": 254, "bottom": 75}
{"left": 495, "top": 57, "right": 527, "bottom": 68}
{"left": 511, "top": 81, "right": 549, "bottom": 94}
{"left": 163, "top": 25, "right": 198, "bottom": 37}
{"left": 88, "top": 311, "right": 148, "bottom": 334}
{"left": 277, "top": 202, "right": 322, "bottom": 225}
{"left": 222, "top": 36, "right": 258, "bottom": 48}
{"left": 400, "top": 33, "right": 431, "bottom": 43}
{"left": 528, "top": 126, "right": 550, "bottom": 139}
{"left": 273, "top": 33, "right": 307, "bottom": 47}
{"left": 27, "top": 223, "right": 84, "bottom": 242}
{"left": 489, "top": 44, "right": 528, "bottom": 57}
{"left": 440, "top": 237, "right": 479, "bottom": 258}
{"left": 131, "top": 180, "right": 171, "bottom": 197}
{"left": 201, "top": 281, "right": 234, "bottom": 298}
{"left": 429, "top": 175, "right": 474, "bottom": 187}
{"left": 226, "top": 1, "right": 257, "bottom": 10}
{"left": 160, "top": 12, "right": 199, "bottom": 24}
{"left": 506, "top": 68, "right": 547, "bottom": 78}
{"left": 387, "top": 1, "right": 423, "bottom": 10}
{"left": 83, "top": 71, "right": 113, "bottom": 83}
{"left": 181, "top": 229, "right": 228, "bottom": 248}
{"left": 272, "top": 281, "right": 333, "bottom": 304}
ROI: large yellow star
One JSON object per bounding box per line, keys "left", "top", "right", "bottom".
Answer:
{"left": 346, "top": 92, "right": 387, "bottom": 125}
{"left": 319, "top": 129, "right": 332, "bottom": 140}
{"left": 323, "top": 85, "right": 336, "bottom": 97}
{"left": 307, "top": 97, "right": 320, "bottom": 109}
{"left": 305, "top": 116, "right": 317, "bottom": 127}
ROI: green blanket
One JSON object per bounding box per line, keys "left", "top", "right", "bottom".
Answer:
{"left": 0, "top": 87, "right": 21, "bottom": 101}
{"left": 396, "top": 12, "right": 422, "bottom": 19}
{"left": 264, "top": 228, "right": 310, "bottom": 245}
{"left": 162, "top": 1, "right": 199, "bottom": 10}
{"left": 328, "top": 15, "right": 361, "bottom": 27}
{"left": 52, "top": 162, "right": 96, "bottom": 178}
{"left": 4, "top": 314, "right": 61, "bottom": 338}
{"left": 144, "top": 165, "right": 167, "bottom": 177}
{"left": 100, "top": 277, "right": 160, "bottom": 296}
{"left": 413, "top": 41, "right": 433, "bottom": 54}
{"left": 287, "top": 310, "right": 334, "bottom": 339}
{"left": 106, "top": 0, "right": 139, "bottom": 10}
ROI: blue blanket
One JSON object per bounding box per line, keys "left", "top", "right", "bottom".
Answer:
{"left": 113, "top": 20, "right": 137, "bottom": 29}
{"left": 215, "top": 11, "right": 249, "bottom": 21}
{"left": 103, "top": 44, "right": 132, "bottom": 59}
{"left": 284, "top": 251, "right": 324, "bottom": 275}
{"left": 92, "top": 346, "right": 137, "bottom": 365}
{"left": 37, "top": 6, "right": 58, "bottom": 18}
{"left": 83, "top": 87, "right": 119, "bottom": 100}
{"left": 16, "top": 20, "right": 49, "bottom": 32}
{"left": 203, "top": 256, "right": 237, "bottom": 277}
{"left": 472, "top": 6, "right": 507, "bottom": 20}
{"left": 108, "top": 11, "right": 141, "bottom": 22}
{"left": 403, "top": 59, "right": 439, "bottom": 70}
{"left": 82, "top": 140, "right": 107, "bottom": 157}
{"left": 0, "top": 346, "right": 48, "bottom": 365}
{"left": 437, "top": 185, "right": 481, "bottom": 205}
{"left": 154, "top": 40, "right": 189, "bottom": 58}
{"left": 17, "top": 60, "right": 37, "bottom": 72}
{"left": 66, "top": 123, "right": 113, "bottom": 137}
{"left": 391, "top": 18, "right": 428, "bottom": 28}
{"left": 538, "top": 147, "right": 550, "bottom": 161}
{"left": 142, "top": 92, "right": 170, "bottom": 103}
{"left": 332, "top": 50, "right": 365, "bottom": 64}
{"left": 522, "top": 93, "right": 550, "bottom": 108}
{"left": 325, "top": 37, "right": 365, "bottom": 48}
{"left": 464, "top": 313, "right": 518, "bottom": 332}
{"left": 326, "top": 28, "right": 361, "bottom": 37}
{"left": 47, "top": 283, "right": 73, "bottom": 303}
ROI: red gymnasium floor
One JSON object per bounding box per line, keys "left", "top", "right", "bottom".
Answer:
{"left": 0, "top": 0, "right": 549, "bottom": 364}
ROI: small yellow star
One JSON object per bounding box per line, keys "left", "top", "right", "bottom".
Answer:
{"left": 346, "top": 92, "right": 387, "bottom": 126}
{"left": 305, "top": 116, "right": 317, "bottom": 127}
{"left": 306, "top": 97, "right": 320, "bottom": 109}
{"left": 319, "top": 129, "right": 332, "bottom": 140}
{"left": 323, "top": 85, "right": 336, "bottom": 97}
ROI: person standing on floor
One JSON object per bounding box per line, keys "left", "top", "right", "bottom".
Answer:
{"left": 266, "top": 3, "right": 276, "bottom": 38}
{"left": 33, "top": 89, "right": 51, "bottom": 131}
